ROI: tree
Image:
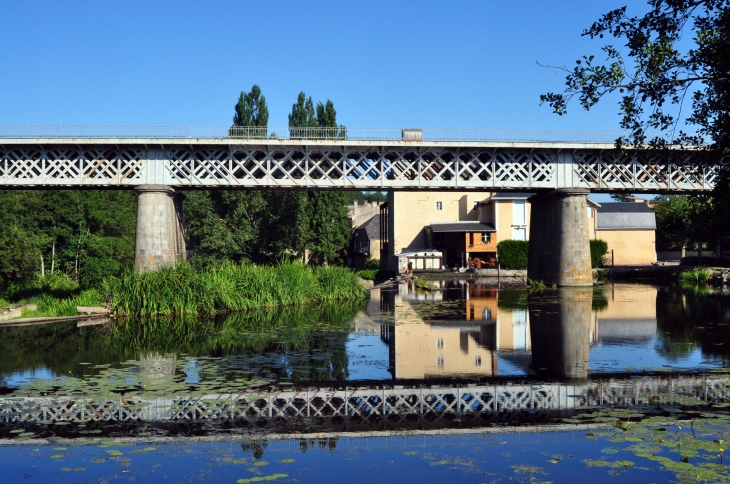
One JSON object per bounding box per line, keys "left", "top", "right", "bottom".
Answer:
{"left": 540, "top": 1, "right": 730, "bottom": 256}
{"left": 232, "top": 84, "right": 269, "bottom": 138}
{"left": 540, "top": 1, "right": 730, "bottom": 156}
{"left": 652, "top": 194, "right": 717, "bottom": 254}
{"left": 610, "top": 193, "right": 632, "bottom": 202}
{"left": 288, "top": 92, "right": 352, "bottom": 264}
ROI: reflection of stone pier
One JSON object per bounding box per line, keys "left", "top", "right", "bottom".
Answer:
{"left": 530, "top": 288, "right": 593, "bottom": 379}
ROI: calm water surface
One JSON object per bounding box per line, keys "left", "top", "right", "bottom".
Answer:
{"left": 3, "top": 281, "right": 730, "bottom": 482}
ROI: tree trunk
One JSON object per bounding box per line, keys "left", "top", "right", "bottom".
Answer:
{"left": 50, "top": 240, "right": 56, "bottom": 275}
{"left": 40, "top": 254, "right": 45, "bottom": 277}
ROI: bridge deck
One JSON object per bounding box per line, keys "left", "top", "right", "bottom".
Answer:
{"left": 0, "top": 130, "right": 714, "bottom": 191}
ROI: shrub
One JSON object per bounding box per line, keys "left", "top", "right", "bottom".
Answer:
{"left": 358, "top": 269, "right": 378, "bottom": 280}
{"left": 497, "top": 240, "right": 529, "bottom": 270}
{"left": 364, "top": 258, "right": 380, "bottom": 270}
{"left": 679, "top": 267, "right": 710, "bottom": 284}
{"left": 590, "top": 239, "right": 608, "bottom": 268}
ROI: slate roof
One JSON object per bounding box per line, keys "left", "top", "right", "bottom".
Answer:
{"left": 481, "top": 192, "right": 534, "bottom": 202}
{"left": 355, "top": 214, "right": 380, "bottom": 240}
{"left": 596, "top": 202, "right": 656, "bottom": 230}
{"left": 430, "top": 221, "right": 496, "bottom": 233}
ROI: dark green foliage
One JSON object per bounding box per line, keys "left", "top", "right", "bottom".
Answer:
{"left": 681, "top": 256, "right": 730, "bottom": 267}
{"left": 103, "top": 260, "right": 368, "bottom": 317}
{"left": 590, "top": 239, "right": 609, "bottom": 268}
{"left": 0, "top": 190, "right": 136, "bottom": 292}
{"left": 541, "top": 1, "right": 730, "bottom": 257}
{"left": 357, "top": 269, "right": 378, "bottom": 280}
{"left": 364, "top": 258, "right": 380, "bottom": 269}
{"left": 231, "top": 84, "right": 269, "bottom": 138}
{"left": 497, "top": 240, "right": 529, "bottom": 270}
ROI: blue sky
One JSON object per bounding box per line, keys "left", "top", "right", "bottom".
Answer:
{"left": 1, "top": 0, "right": 642, "bottom": 131}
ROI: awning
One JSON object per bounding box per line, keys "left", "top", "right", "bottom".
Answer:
{"left": 429, "top": 222, "right": 496, "bottom": 233}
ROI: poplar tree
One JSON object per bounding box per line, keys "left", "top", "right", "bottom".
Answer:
{"left": 232, "top": 84, "right": 269, "bottom": 138}
{"left": 288, "top": 91, "right": 351, "bottom": 264}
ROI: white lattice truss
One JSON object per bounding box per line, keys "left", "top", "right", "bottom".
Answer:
{"left": 0, "top": 142, "right": 718, "bottom": 191}
{"left": 1, "top": 375, "right": 727, "bottom": 431}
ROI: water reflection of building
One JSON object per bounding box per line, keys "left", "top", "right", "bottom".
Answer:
{"left": 382, "top": 281, "right": 533, "bottom": 379}
{"left": 595, "top": 285, "right": 658, "bottom": 343}
{"left": 374, "top": 282, "right": 659, "bottom": 381}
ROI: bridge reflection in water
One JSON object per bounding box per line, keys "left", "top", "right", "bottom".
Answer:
{"left": 1, "top": 283, "right": 724, "bottom": 436}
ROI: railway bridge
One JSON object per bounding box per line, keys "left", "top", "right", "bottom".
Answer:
{"left": 0, "top": 126, "right": 718, "bottom": 285}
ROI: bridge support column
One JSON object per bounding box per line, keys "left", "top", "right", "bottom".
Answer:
{"left": 529, "top": 287, "right": 592, "bottom": 380}
{"left": 134, "top": 185, "right": 185, "bottom": 272}
{"left": 527, "top": 188, "right": 592, "bottom": 287}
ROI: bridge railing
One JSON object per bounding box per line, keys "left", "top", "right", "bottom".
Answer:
{"left": 0, "top": 126, "right": 659, "bottom": 144}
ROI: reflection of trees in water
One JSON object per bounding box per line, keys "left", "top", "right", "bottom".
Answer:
{"left": 655, "top": 286, "right": 730, "bottom": 361}
{"left": 0, "top": 321, "right": 133, "bottom": 379}
{"left": 102, "top": 302, "right": 361, "bottom": 382}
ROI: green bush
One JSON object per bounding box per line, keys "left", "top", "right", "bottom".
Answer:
{"left": 357, "top": 269, "right": 378, "bottom": 280}
{"left": 590, "top": 239, "right": 608, "bottom": 268}
{"left": 681, "top": 256, "right": 730, "bottom": 267}
{"left": 364, "top": 258, "right": 380, "bottom": 270}
{"left": 497, "top": 240, "right": 529, "bottom": 270}
{"left": 679, "top": 267, "right": 710, "bottom": 284}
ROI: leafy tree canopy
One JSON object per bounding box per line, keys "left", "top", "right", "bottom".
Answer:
{"left": 540, "top": 0, "right": 730, "bottom": 155}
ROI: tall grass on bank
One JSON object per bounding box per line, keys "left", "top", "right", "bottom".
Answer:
{"left": 678, "top": 267, "right": 710, "bottom": 285}
{"left": 102, "top": 260, "right": 368, "bottom": 317}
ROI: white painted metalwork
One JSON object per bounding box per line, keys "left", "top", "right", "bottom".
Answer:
{"left": 0, "top": 374, "right": 723, "bottom": 430}
{"left": 0, "top": 138, "right": 716, "bottom": 191}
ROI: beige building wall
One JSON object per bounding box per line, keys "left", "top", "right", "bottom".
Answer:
{"left": 596, "top": 229, "right": 657, "bottom": 265}
{"left": 388, "top": 191, "right": 484, "bottom": 256}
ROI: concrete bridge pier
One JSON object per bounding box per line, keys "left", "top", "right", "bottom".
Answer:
{"left": 529, "top": 287, "right": 593, "bottom": 380}
{"left": 527, "top": 188, "right": 592, "bottom": 287}
{"left": 134, "top": 185, "right": 185, "bottom": 272}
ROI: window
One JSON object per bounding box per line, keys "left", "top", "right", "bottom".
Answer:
{"left": 435, "top": 201, "right": 443, "bottom": 211}
{"left": 481, "top": 232, "right": 490, "bottom": 243}
{"left": 437, "top": 356, "right": 444, "bottom": 368}
{"left": 437, "top": 338, "right": 444, "bottom": 349}
{"left": 475, "top": 356, "right": 482, "bottom": 367}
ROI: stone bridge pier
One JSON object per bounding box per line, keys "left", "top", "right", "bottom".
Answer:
{"left": 527, "top": 188, "right": 592, "bottom": 287}
{"left": 134, "top": 185, "right": 185, "bottom": 272}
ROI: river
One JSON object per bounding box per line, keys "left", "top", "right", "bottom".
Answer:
{"left": 2, "top": 281, "right": 730, "bottom": 482}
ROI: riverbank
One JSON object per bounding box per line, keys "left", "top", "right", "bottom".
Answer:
{"left": 1, "top": 261, "right": 369, "bottom": 319}
{"left": 104, "top": 261, "right": 368, "bottom": 316}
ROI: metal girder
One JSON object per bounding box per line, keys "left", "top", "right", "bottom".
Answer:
{"left": 0, "top": 142, "right": 717, "bottom": 191}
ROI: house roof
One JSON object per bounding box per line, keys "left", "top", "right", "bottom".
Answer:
{"left": 429, "top": 221, "right": 496, "bottom": 233}
{"left": 480, "top": 192, "right": 534, "bottom": 203}
{"left": 355, "top": 214, "right": 380, "bottom": 240}
{"left": 596, "top": 202, "right": 656, "bottom": 230}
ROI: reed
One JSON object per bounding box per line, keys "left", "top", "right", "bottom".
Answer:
{"left": 103, "top": 260, "right": 368, "bottom": 317}
{"left": 678, "top": 267, "right": 710, "bottom": 285}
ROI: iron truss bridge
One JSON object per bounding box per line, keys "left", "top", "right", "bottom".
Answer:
{"left": 1, "top": 374, "right": 727, "bottom": 435}
{"left": 0, "top": 127, "right": 718, "bottom": 191}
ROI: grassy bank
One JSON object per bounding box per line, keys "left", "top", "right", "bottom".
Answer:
{"left": 102, "top": 260, "right": 368, "bottom": 317}
{"left": 0, "top": 281, "right": 102, "bottom": 318}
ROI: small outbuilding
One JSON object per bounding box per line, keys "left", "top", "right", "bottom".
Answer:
{"left": 594, "top": 202, "right": 657, "bottom": 266}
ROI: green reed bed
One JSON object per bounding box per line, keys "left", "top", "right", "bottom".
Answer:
{"left": 103, "top": 260, "right": 368, "bottom": 317}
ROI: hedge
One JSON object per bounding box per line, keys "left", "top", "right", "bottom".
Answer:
{"left": 590, "top": 239, "right": 608, "bottom": 268}
{"left": 496, "top": 240, "right": 529, "bottom": 270}
{"left": 495, "top": 239, "right": 606, "bottom": 270}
